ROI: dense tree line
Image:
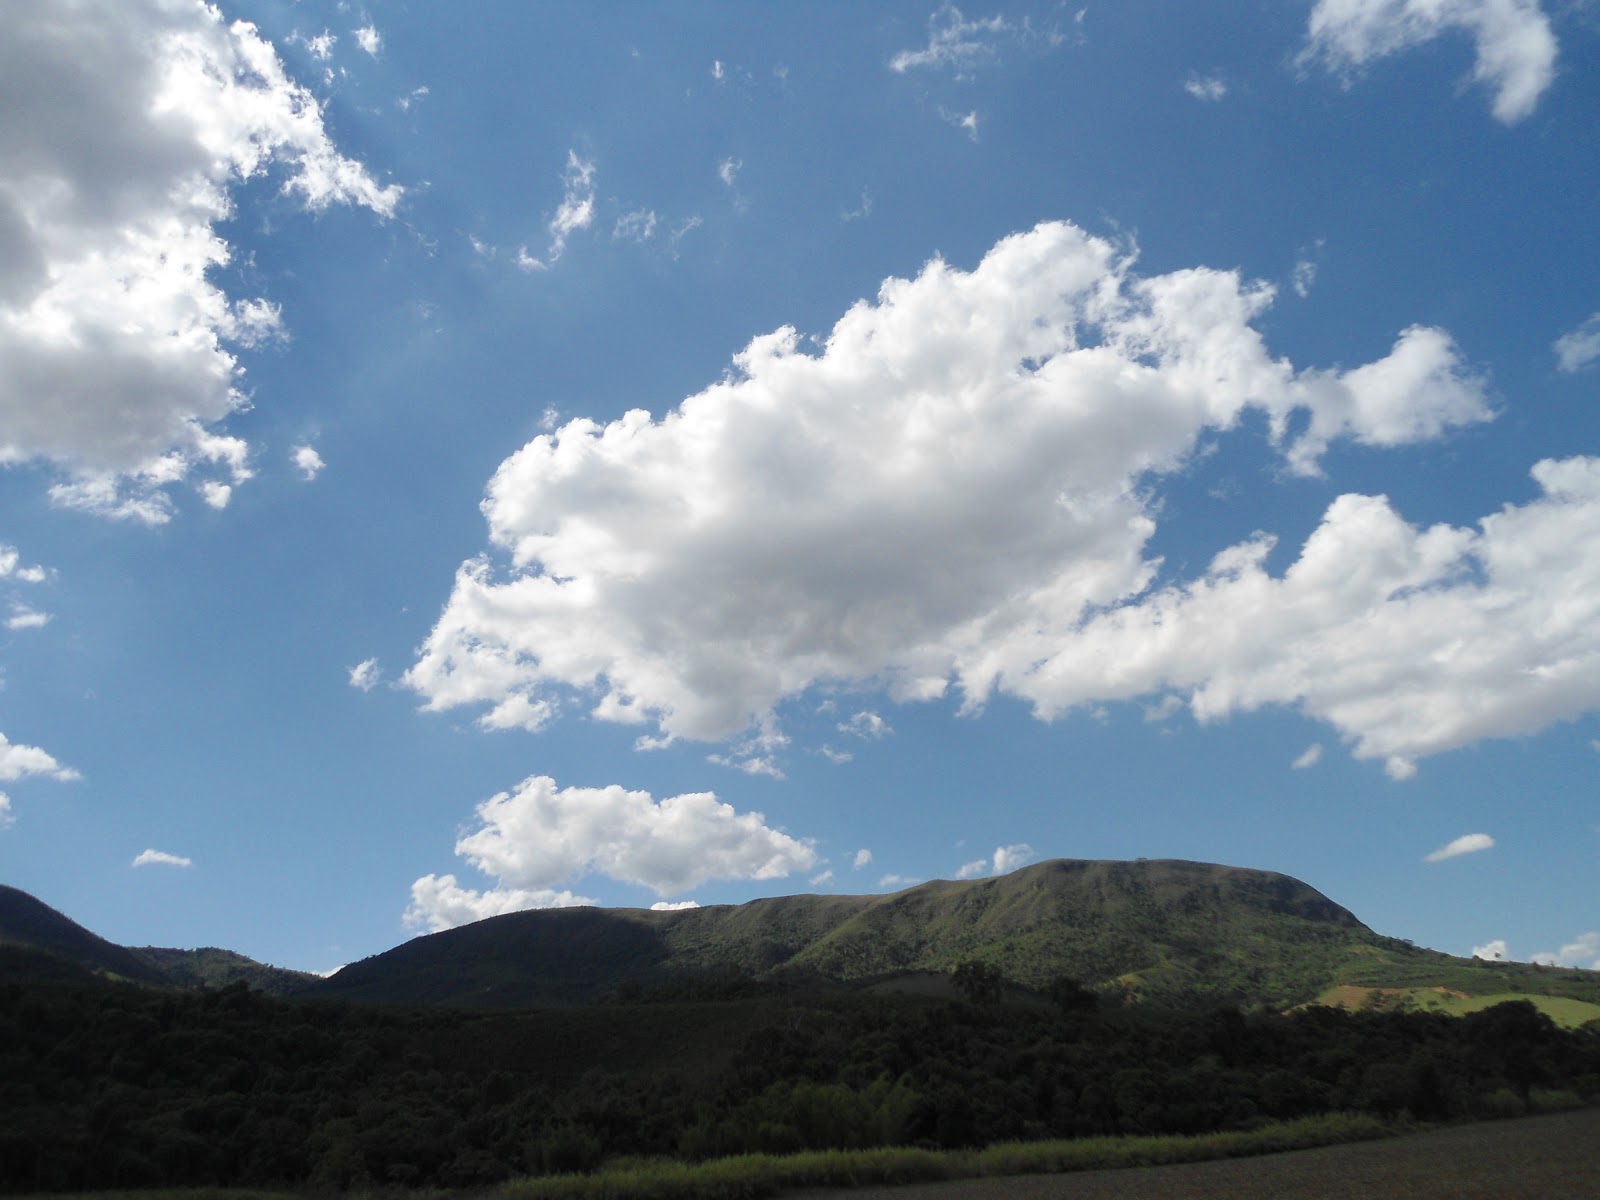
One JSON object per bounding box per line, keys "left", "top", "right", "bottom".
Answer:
{"left": 0, "top": 973, "right": 1596, "bottom": 1191}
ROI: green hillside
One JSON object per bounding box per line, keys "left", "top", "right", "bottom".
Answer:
{"left": 316, "top": 858, "right": 1600, "bottom": 1014}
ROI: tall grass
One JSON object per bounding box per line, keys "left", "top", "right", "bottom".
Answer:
{"left": 501, "top": 1113, "right": 1391, "bottom": 1200}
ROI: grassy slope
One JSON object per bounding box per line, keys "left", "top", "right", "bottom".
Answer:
{"left": 319, "top": 859, "right": 1488, "bottom": 1012}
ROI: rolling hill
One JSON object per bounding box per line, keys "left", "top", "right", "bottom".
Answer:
{"left": 312, "top": 858, "right": 1600, "bottom": 1014}
{"left": 0, "top": 883, "right": 317, "bottom": 994}
{"left": 7, "top": 860, "right": 1597, "bottom": 1017}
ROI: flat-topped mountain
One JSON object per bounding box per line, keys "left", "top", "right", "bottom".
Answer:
{"left": 313, "top": 858, "right": 1412, "bottom": 1009}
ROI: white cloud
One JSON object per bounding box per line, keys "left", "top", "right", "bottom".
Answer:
{"left": 1472, "top": 937, "right": 1509, "bottom": 960}
{"left": 820, "top": 746, "right": 853, "bottom": 763}
{"left": 6, "top": 606, "right": 50, "bottom": 631}
{"left": 1292, "top": 743, "right": 1324, "bottom": 769}
{"left": 0, "top": 793, "right": 11, "bottom": 830}
{"left": 878, "top": 874, "right": 920, "bottom": 889}
{"left": 891, "top": 5, "right": 1013, "bottom": 74}
{"left": 712, "top": 60, "right": 726, "bottom": 82}
{"left": 940, "top": 107, "right": 981, "bottom": 140}
{"left": 839, "top": 711, "right": 891, "bottom": 740}
{"left": 718, "top": 157, "right": 742, "bottom": 187}
{"left": 650, "top": 899, "right": 700, "bottom": 911}
{"left": 0, "top": 0, "right": 400, "bottom": 520}
{"left": 518, "top": 152, "right": 596, "bottom": 271}
{"left": 410, "top": 775, "right": 817, "bottom": 932}
{"left": 1532, "top": 932, "right": 1600, "bottom": 970}
{"left": 404, "top": 873, "right": 593, "bottom": 933}
{"left": 810, "top": 869, "right": 835, "bottom": 886}
{"left": 1425, "top": 832, "right": 1496, "bottom": 862}
{"left": 1300, "top": 0, "right": 1558, "bottom": 124}
{"left": 0, "top": 732, "right": 79, "bottom": 783}
{"left": 955, "top": 858, "right": 988, "bottom": 879}
{"left": 199, "top": 480, "right": 232, "bottom": 509}
{"left": 1554, "top": 313, "right": 1600, "bottom": 373}
{"left": 408, "top": 221, "right": 1493, "bottom": 760}
{"left": 292, "top": 445, "right": 326, "bottom": 480}
{"left": 132, "top": 848, "right": 192, "bottom": 869}
{"left": 1184, "top": 74, "right": 1227, "bottom": 101}
{"left": 0, "top": 544, "right": 48, "bottom": 582}
{"left": 614, "top": 210, "right": 659, "bottom": 242}
{"left": 301, "top": 30, "right": 336, "bottom": 61}
{"left": 348, "top": 658, "right": 383, "bottom": 691}
{"left": 992, "top": 843, "right": 1034, "bottom": 874}
{"left": 353, "top": 25, "right": 381, "bottom": 57}
{"left": 1143, "top": 694, "right": 1184, "bottom": 723}
{"left": 1292, "top": 260, "right": 1318, "bottom": 298}
{"left": 853, "top": 848, "right": 873, "bottom": 870}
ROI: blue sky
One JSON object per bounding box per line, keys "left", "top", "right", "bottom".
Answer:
{"left": 2, "top": 0, "right": 1598, "bottom": 977}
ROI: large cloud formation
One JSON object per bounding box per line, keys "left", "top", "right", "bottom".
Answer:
{"left": 1301, "top": 0, "right": 1558, "bottom": 124}
{"left": 0, "top": 0, "right": 399, "bottom": 522}
{"left": 405, "top": 775, "right": 817, "bottom": 931}
{"left": 409, "top": 220, "right": 1504, "bottom": 770}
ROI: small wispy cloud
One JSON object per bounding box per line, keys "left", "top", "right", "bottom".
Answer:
{"left": 1291, "top": 743, "right": 1323, "bottom": 770}
{"left": 349, "top": 658, "right": 383, "bottom": 691}
{"left": 853, "top": 848, "right": 873, "bottom": 870}
{"left": 133, "top": 848, "right": 193, "bottom": 869}
{"left": 1424, "top": 832, "right": 1495, "bottom": 863}
{"left": 1555, "top": 313, "right": 1600, "bottom": 373}
{"left": 1184, "top": 73, "right": 1227, "bottom": 101}
{"left": 292, "top": 445, "right": 326, "bottom": 481}
{"left": 353, "top": 25, "right": 381, "bottom": 57}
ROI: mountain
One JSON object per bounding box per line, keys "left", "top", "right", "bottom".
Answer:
{"left": 0, "top": 884, "right": 169, "bottom": 986}
{"left": 0, "top": 883, "right": 316, "bottom": 994}
{"left": 317, "top": 857, "right": 1571, "bottom": 1012}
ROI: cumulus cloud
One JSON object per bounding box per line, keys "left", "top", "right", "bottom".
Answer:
{"left": 853, "top": 849, "right": 873, "bottom": 869}
{"left": 0, "top": 0, "right": 400, "bottom": 522}
{"left": 890, "top": 5, "right": 1013, "bottom": 74}
{"left": 1554, "top": 313, "right": 1600, "bottom": 373}
{"left": 518, "top": 152, "right": 597, "bottom": 271}
{"left": 650, "top": 899, "right": 700, "bottom": 911}
{"left": 1532, "top": 932, "right": 1600, "bottom": 970}
{"left": 0, "top": 732, "right": 79, "bottom": 783}
{"left": 1184, "top": 74, "right": 1227, "bottom": 101}
{"left": 408, "top": 221, "right": 1494, "bottom": 768}
{"left": 954, "top": 843, "right": 1033, "bottom": 878}
{"left": 404, "top": 775, "right": 818, "bottom": 931}
{"left": 348, "top": 658, "right": 383, "bottom": 691}
{"left": 1472, "top": 937, "right": 1508, "bottom": 960}
{"left": 132, "top": 848, "right": 192, "bottom": 868}
{"left": 292, "top": 445, "right": 326, "bottom": 480}
{"left": 992, "top": 843, "right": 1034, "bottom": 874}
{"left": 7, "top": 606, "right": 50, "bottom": 631}
{"left": 1425, "top": 832, "right": 1496, "bottom": 862}
{"left": 0, "top": 544, "right": 48, "bottom": 583}
{"left": 878, "top": 874, "right": 919, "bottom": 888}
{"left": 839, "top": 711, "right": 891, "bottom": 740}
{"left": 404, "top": 874, "right": 592, "bottom": 933}
{"left": 1300, "top": 0, "right": 1558, "bottom": 124}
{"left": 353, "top": 25, "right": 381, "bottom": 57}
{"left": 1292, "top": 743, "right": 1324, "bottom": 770}
{"left": 1008, "top": 457, "right": 1600, "bottom": 779}
{"left": 810, "top": 869, "right": 835, "bottom": 886}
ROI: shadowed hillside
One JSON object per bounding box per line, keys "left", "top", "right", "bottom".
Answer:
{"left": 0, "top": 884, "right": 315, "bottom": 994}
{"left": 0, "top": 884, "right": 168, "bottom": 986}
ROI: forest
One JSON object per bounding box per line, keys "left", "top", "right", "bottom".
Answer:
{"left": 2, "top": 968, "right": 1597, "bottom": 1192}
